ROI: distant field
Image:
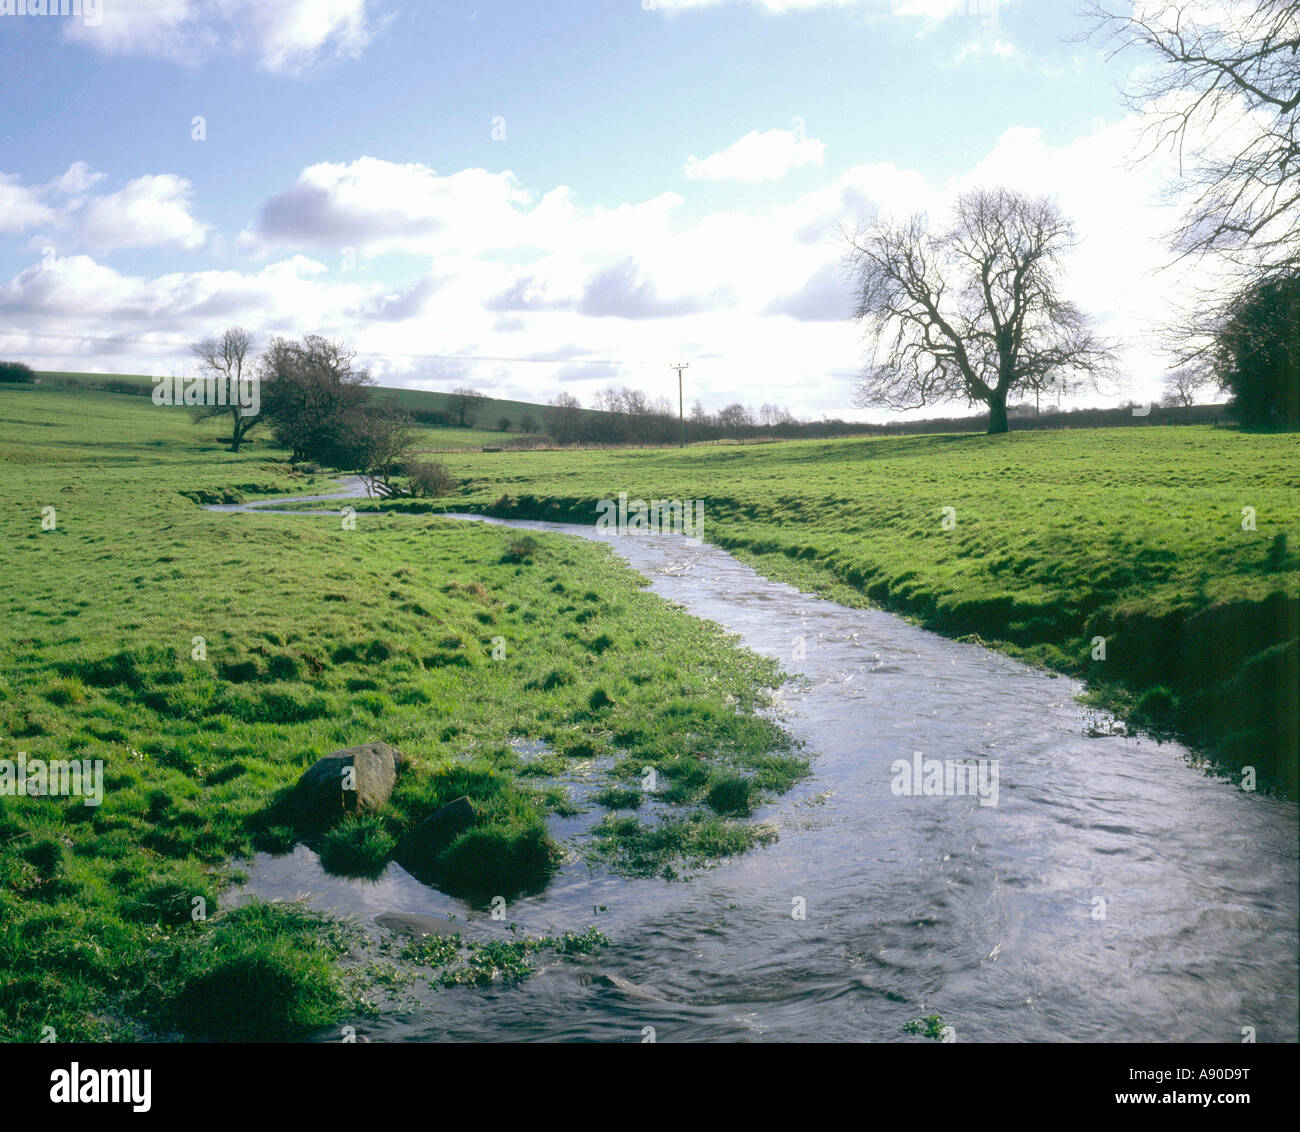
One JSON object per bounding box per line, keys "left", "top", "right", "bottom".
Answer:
{"left": 33, "top": 368, "right": 610, "bottom": 445}
{"left": 0, "top": 384, "right": 803, "bottom": 1039}
{"left": 409, "top": 427, "right": 1299, "bottom": 795}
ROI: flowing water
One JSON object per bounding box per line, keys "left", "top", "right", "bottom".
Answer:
{"left": 219, "top": 487, "right": 1299, "bottom": 1043}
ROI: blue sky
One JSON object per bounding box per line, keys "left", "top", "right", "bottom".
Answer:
{"left": 0, "top": 0, "right": 1206, "bottom": 418}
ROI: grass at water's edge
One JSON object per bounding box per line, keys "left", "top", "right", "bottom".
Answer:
{"left": 0, "top": 386, "right": 807, "bottom": 1041}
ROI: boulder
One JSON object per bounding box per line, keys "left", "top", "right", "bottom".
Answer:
{"left": 394, "top": 795, "right": 476, "bottom": 883}
{"left": 374, "top": 911, "right": 465, "bottom": 938}
{"left": 294, "top": 742, "right": 405, "bottom": 825}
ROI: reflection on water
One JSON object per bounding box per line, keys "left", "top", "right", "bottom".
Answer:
{"left": 230, "top": 505, "right": 1299, "bottom": 1043}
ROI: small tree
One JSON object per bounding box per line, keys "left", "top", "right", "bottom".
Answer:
{"left": 191, "top": 327, "right": 259, "bottom": 451}
{"left": 351, "top": 411, "right": 416, "bottom": 496}
{"left": 520, "top": 412, "right": 536, "bottom": 434}
{"left": 844, "top": 188, "right": 1115, "bottom": 433}
{"left": 447, "top": 387, "right": 483, "bottom": 427}
{"left": 497, "top": 416, "right": 511, "bottom": 432}
{"left": 407, "top": 459, "right": 458, "bottom": 498}
{"left": 0, "top": 361, "right": 36, "bottom": 383}
{"left": 1214, "top": 272, "right": 1300, "bottom": 429}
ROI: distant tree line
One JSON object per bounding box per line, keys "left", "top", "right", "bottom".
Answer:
{"left": 544, "top": 386, "right": 809, "bottom": 446}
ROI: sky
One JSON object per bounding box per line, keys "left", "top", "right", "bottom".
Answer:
{"left": 0, "top": 0, "right": 1229, "bottom": 420}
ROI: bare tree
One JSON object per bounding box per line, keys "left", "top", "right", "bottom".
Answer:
{"left": 843, "top": 188, "right": 1115, "bottom": 433}
{"left": 549, "top": 391, "right": 583, "bottom": 445}
{"left": 1161, "top": 364, "right": 1216, "bottom": 406}
{"left": 353, "top": 411, "right": 416, "bottom": 497}
{"left": 192, "top": 326, "right": 259, "bottom": 451}
{"left": 592, "top": 386, "right": 621, "bottom": 414}
{"left": 716, "top": 402, "right": 755, "bottom": 437}
{"left": 1086, "top": 2, "right": 1299, "bottom": 283}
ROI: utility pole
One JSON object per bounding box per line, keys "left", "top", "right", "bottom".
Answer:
{"left": 671, "top": 362, "right": 689, "bottom": 448}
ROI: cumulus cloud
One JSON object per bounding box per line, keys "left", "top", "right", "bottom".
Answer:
{"left": 356, "top": 275, "right": 448, "bottom": 322}
{"left": 0, "top": 164, "right": 206, "bottom": 252}
{"left": 0, "top": 175, "right": 57, "bottom": 234}
{"left": 246, "top": 159, "right": 533, "bottom": 253}
{"left": 0, "top": 253, "right": 328, "bottom": 325}
{"left": 485, "top": 274, "right": 574, "bottom": 313}
{"left": 78, "top": 175, "right": 209, "bottom": 252}
{"left": 685, "top": 128, "right": 826, "bottom": 182}
{"left": 577, "top": 257, "right": 733, "bottom": 319}
{"left": 764, "top": 261, "right": 856, "bottom": 321}
{"left": 48, "top": 161, "right": 107, "bottom": 198}
{"left": 63, "top": 0, "right": 380, "bottom": 75}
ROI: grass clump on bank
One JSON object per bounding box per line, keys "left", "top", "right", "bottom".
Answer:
{"left": 317, "top": 815, "right": 396, "bottom": 879}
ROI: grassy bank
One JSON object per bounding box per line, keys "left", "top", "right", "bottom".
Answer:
{"left": 403, "top": 427, "right": 1297, "bottom": 796}
{"left": 0, "top": 386, "right": 805, "bottom": 1040}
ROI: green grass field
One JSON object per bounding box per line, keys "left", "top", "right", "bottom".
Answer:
{"left": 0, "top": 385, "right": 805, "bottom": 1040}
{"left": 35, "top": 369, "right": 592, "bottom": 448}
{"left": 402, "top": 427, "right": 1298, "bottom": 795}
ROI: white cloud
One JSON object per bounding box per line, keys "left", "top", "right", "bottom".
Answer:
{"left": 245, "top": 159, "right": 534, "bottom": 253}
{"left": 248, "top": 0, "right": 373, "bottom": 74}
{"left": 577, "top": 257, "right": 734, "bottom": 319}
{"left": 47, "top": 161, "right": 108, "bottom": 198}
{"left": 0, "top": 165, "right": 209, "bottom": 253}
{"left": 63, "top": 0, "right": 379, "bottom": 74}
{"left": 79, "top": 175, "right": 209, "bottom": 251}
{"left": 0, "top": 175, "right": 57, "bottom": 234}
{"left": 685, "top": 128, "right": 826, "bottom": 182}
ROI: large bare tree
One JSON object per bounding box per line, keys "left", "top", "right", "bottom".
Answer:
{"left": 1087, "top": 1, "right": 1299, "bottom": 282}
{"left": 843, "top": 188, "right": 1115, "bottom": 433}
{"left": 191, "top": 326, "right": 259, "bottom": 451}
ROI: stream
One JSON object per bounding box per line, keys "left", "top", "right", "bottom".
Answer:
{"left": 214, "top": 481, "right": 1300, "bottom": 1043}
